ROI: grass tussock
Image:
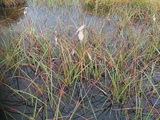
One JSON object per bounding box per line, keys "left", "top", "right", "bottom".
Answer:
{"left": 30, "top": 0, "right": 76, "bottom": 7}
{"left": 82, "top": 0, "right": 160, "bottom": 18}
{"left": 0, "top": 0, "right": 160, "bottom": 119}
{"left": 0, "top": 0, "right": 26, "bottom": 6}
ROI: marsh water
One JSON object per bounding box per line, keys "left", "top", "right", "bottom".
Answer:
{"left": 0, "top": 1, "right": 160, "bottom": 120}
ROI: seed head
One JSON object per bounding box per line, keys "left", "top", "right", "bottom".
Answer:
{"left": 78, "top": 30, "right": 84, "bottom": 42}
{"left": 24, "top": 7, "right": 27, "bottom": 15}
{"left": 153, "top": 14, "right": 156, "bottom": 22}
{"left": 76, "top": 25, "right": 85, "bottom": 33}
{"left": 87, "top": 53, "right": 92, "bottom": 61}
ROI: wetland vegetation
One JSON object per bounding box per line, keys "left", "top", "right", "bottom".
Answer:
{"left": 0, "top": 0, "right": 160, "bottom": 119}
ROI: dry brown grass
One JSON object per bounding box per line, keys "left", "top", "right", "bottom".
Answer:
{"left": 0, "top": 0, "right": 26, "bottom": 6}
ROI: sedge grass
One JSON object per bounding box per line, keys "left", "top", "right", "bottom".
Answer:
{"left": 0, "top": 0, "right": 160, "bottom": 119}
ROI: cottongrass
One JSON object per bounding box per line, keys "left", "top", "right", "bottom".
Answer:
{"left": 76, "top": 25, "right": 85, "bottom": 42}
{"left": 87, "top": 52, "right": 92, "bottom": 61}
{"left": 152, "top": 14, "right": 156, "bottom": 22}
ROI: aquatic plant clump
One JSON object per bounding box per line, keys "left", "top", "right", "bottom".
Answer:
{"left": 0, "top": 0, "right": 159, "bottom": 119}
{"left": 82, "top": 0, "right": 160, "bottom": 15}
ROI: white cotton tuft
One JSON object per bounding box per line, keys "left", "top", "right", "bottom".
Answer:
{"left": 24, "top": 7, "right": 28, "bottom": 15}
{"left": 76, "top": 25, "right": 85, "bottom": 33}
{"left": 71, "top": 49, "right": 75, "bottom": 55}
{"left": 153, "top": 14, "right": 156, "bottom": 22}
{"left": 87, "top": 53, "right": 92, "bottom": 61}
{"left": 78, "top": 30, "right": 84, "bottom": 42}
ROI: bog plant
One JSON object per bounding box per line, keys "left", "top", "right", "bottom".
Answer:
{"left": 82, "top": 0, "right": 160, "bottom": 17}
{"left": 0, "top": 0, "right": 160, "bottom": 119}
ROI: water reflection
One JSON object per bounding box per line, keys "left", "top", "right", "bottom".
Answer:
{"left": 0, "top": 67, "right": 121, "bottom": 120}
{"left": 1, "top": 66, "right": 159, "bottom": 119}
